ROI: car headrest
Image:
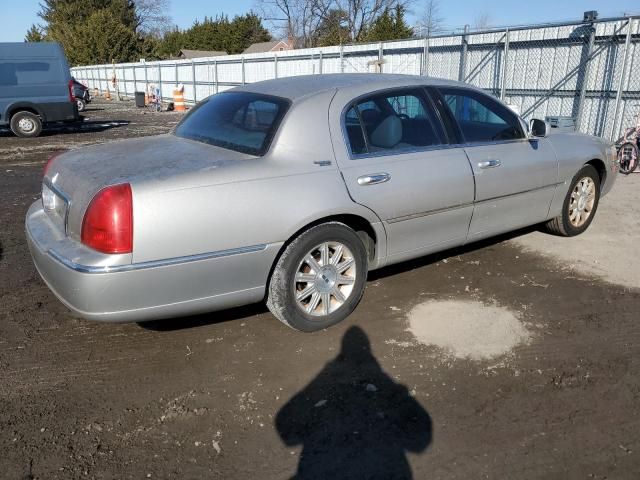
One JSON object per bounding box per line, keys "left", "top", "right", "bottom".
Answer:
{"left": 360, "top": 108, "right": 381, "bottom": 124}
{"left": 370, "top": 115, "right": 402, "bottom": 149}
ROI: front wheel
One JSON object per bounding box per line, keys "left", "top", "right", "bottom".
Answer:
{"left": 267, "top": 222, "right": 368, "bottom": 332}
{"left": 618, "top": 142, "right": 638, "bottom": 174}
{"left": 544, "top": 164, "right": 600, "bottom": 237}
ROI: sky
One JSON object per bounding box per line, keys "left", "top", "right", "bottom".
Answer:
{"left": 2, "top": 0, "right": 639, "bottom": 42}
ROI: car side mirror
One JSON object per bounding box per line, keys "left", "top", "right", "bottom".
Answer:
{"left": 529, "top": 118, "right": 548, "bottom": 138}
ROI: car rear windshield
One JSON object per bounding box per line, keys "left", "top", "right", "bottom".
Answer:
{"left": 174, "top": 92, "right": 290, "bottom": 156}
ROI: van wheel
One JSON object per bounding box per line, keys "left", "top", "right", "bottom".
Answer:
{"left": 10, "top": 111, "right": 42, "bottom": 138}
{"left": 76, "top": 98, "right": 86, "bottom": 112}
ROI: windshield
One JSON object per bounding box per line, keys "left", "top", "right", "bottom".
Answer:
{"left": 174, "top": 92, "right": 290, "bottom": 156}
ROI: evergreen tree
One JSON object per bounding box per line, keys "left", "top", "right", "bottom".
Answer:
{"left": 156, "top": 13, "right": 271, "bottom": 58}
{"left": 25, "top": 25, "right": 45, "bottom": 42}
{"left": 33, "top": 0, "right": 140, "bottom": 64}
{"left": 362, "top": 5, "right": 414, "bottom": 42}
{"left": 314, "top": 10, "right": 350, "bottom": 46}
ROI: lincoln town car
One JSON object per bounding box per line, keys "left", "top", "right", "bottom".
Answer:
{"left": 26, "top": 74, "right": 618, "bottom": 331}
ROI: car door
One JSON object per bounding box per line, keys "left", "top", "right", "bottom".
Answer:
{"left": 435, "top": 87, "right": 559, "bottom": 241}
{"left": 328, "top": 87, "right": 475, "bottom": 266}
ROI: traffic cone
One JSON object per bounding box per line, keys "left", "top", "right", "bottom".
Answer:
{"left": 105, "top": 87, "right": 112, "bottom": 101}
{"left": 173, "top": 88, "right": 185, "bottom": 112}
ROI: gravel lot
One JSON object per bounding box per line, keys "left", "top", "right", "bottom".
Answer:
{"left": 1, "top": 99, "right": 639, "bottom": 479}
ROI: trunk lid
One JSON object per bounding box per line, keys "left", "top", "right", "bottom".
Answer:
{"left": 44, "top": 134, "right": 255, "bottom": 239}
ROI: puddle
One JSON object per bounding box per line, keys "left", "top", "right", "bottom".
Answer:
{"left": 407, "top": 300, "right": 530, "bottom": 361}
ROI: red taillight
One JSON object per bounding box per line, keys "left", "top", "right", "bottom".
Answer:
{"left": 68, "top": 79, "right": 75, "bottom": 102}
{"left": 43, "top": 151, "right": 65, "bottom": 177}
{"left": 81, "top": 184, "right": 133, "bottom": 254}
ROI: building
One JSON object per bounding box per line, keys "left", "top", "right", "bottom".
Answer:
{"left": 242, "top": 39, "right": 293, "bottom": 55}
{"left": 177, "top": 49, "right": 228, "bottom": 59}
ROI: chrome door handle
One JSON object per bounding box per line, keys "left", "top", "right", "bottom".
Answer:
{"left": 477, "top": 159, "right": 501, "bottom": 169}
{"left": 357, "top": 173, "right": 391, "bottom": 186}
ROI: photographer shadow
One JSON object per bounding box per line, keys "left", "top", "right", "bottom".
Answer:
{"left": 276, "top": 326, "right": 432, "bottom": 480}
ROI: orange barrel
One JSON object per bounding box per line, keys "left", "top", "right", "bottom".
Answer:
{"left": 173, "top": 89, "right": 186, "bottom": 111}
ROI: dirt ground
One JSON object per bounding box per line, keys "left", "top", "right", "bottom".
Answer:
{"left": 1, "top": 99, "right": 639, "bottom": 479}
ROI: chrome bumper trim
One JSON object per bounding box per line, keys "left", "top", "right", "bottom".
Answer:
{"left": 48, "top": 244, "right": 268, "bottom": 274}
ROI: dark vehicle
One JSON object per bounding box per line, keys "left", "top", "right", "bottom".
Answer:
{"left": 71, "top": 77, "right": 91, "bottom": 112}
{"left": 0, "top": 42, "right": 79, "bottom": 137}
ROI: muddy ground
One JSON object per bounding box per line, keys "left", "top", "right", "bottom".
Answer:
{"left": 1, "top": 99, "right": 639, "bottom": 479}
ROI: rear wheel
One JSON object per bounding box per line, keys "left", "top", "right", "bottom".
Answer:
{"left": 267, "top": 222, "right": 368, "bottom": 332}
{"left": 76, "top": 98, "right": 86, "bottom": 112}
{"left": 544, "top": 164, "right": 600, "bottom": 237}
{"left": 10, "top": 111, "right": 42, "bottom": 138}
{"left": 618, "top": 142, "right": 638, "bottom": 174}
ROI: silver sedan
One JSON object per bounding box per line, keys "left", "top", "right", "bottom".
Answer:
{"left": 26, "top": 74, "right": 618, "bottom": 332}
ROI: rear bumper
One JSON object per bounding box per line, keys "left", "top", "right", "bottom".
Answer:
{"left": 39, "top": 102, "right": 79, "bottom": 123}
{"left": 26, "top": 202, "right": 280, "bottom": 322}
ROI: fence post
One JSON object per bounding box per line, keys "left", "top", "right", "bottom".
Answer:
{"left": 340, "top": 45, "right": 344, "bottom": 73}
{"left": 459, "top": 25, "right": 469, "bottom": 81}
{"left": 500, "top": 28, "right": 510, "bottom": 100}
{"left": 421, "top": 37, "right": 429, "bottom": 76}
{"left": 121, "top": 66, "right": 126, "bottom": 98}
{"left": 274, "top": 54, "right": 278, "bottom": 79}
{"left": 158, "top": 64, "right": 162, "bottom": 103}
{"left": 191, "top": 60, "right": 197, "bottom": 103}
{"left": 610, "top": 17, "right": 634, "bottom": 141}
{"left": 378, "top": 42, "right": 384, "bottom": 73}
{"left": 143, "top": 60, "right": 148, "bottom": 92}
{"left": 319, "top": 51, "right": 323, "bottom": 74}
{"left": 207, "top": 59, "right": 212, "bottom": 96}
{"left": 241, "top": 57, "right": 246, "bottom": 85}
{"left": 214, "top": 59, "right": 218, "bottom": 93}
{"left": 576, "top": 24, "right": 596, "bottom": 132}
{"left": 132, "top": 63, "right": 137, "bottom": 93}
{"left": 174, "top": 61, "right": 178, "bottom": 90}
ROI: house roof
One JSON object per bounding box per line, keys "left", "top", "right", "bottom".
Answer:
{"left": 178, "top": 49, "right": 227, "bottom": 59}
{"left": 242, "top": 40, "right": 288, "bottom": 54}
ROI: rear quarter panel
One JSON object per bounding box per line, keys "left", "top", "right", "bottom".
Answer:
{"left": 130, "top": 90, "right": 385, "bottom": 266}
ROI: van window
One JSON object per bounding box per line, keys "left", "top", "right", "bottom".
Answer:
{"left": 0, "top": 61, "right": 59, "bottom": 86}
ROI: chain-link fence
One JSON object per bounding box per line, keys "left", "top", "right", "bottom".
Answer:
{"left": 72, "top": 15, "right": 640, "bottom": 141}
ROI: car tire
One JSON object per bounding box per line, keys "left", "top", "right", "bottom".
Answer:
{"left": 267, "top": 222, "right": 368, "bottom": 332}
{"left": 545, "top": 164, "right": 600, "bottom": 237}
{"left": 10, "top": 111, "right": 42, "bottom": 138}
{"left": 76, "top": 98, "right": 86, "bottom": 112}
{"left": 618, "top": 142, "right": 638, "bottom": 175}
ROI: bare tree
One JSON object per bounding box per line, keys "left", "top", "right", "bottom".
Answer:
{"left": 416, "top": 0, "right": 444, "bottom": 37}
{"left": 258, "top": 0, "right": 414, "bottom": 46}
{"left": 473, "top": 10, "right": 493, "bottom": 31}
{"left": 256, "top": 0, "right": 332, "bottom": 47}
{"left": 135, "top": 0, "right": 173, "bottom": 37}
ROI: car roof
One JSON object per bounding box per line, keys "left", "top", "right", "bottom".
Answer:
{"left": 233, "top": 73, "right": 468, "bottom": 102}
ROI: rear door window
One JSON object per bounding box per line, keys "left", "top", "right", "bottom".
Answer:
{"left": 345, "top": 89, "right": 444, "bottom": 155}
{"left": 438, "top": 87, "right": 524, "bottom": 143}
